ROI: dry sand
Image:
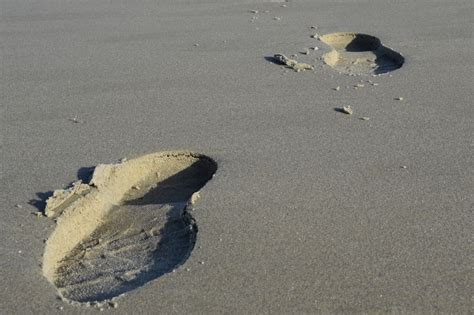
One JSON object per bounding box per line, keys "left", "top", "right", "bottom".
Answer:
{"left": 1, "top": 0, "right": 473, "bottom": 313}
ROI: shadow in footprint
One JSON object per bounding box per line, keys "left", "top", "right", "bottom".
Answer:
{"left": 319, "top": 32, "right": 404, "bottom": 75}
{"left": 73, "top": 203, "right": 198, "bottom": 302}
{"left": 43, "top": 153, "right": 217, "bottom": 303}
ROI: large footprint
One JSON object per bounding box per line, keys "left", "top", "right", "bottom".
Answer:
{"left": 42, "top": 151, "right": 217, "bottom": 303}
{"left": 319, "top": 32, "right": 404, "bottom": 75}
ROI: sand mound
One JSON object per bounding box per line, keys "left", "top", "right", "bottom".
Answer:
{"left": 319, "top": 32, "right": 404, "bottom": 75}
{"left": 42, "top": 151, "right": 217, "bottom": 303}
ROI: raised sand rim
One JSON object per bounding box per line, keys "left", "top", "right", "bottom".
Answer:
{"left": 42, "top": 152, "right": 217, "bottom": 303}
{"left": 319, "top": 32, "right": 404, "bottom": 75}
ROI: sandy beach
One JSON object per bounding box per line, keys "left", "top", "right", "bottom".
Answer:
{"left": 1, "top": 0, "right": 472, "bottom": 313}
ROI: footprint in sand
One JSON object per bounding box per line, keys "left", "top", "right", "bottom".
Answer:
{"left": 42, "top": 152, "right": 217, "bottom": 303}
{"left": 319, "top": 32, "right": 404, "bottom": 75}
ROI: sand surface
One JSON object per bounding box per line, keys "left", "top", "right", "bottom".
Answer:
{"left": 1, "top": 0, "right": 473, "bottom": 313}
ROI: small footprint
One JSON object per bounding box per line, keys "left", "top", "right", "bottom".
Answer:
{"left": 319, "top": 32, "right": 404, "bottom": 75}
{"left": 42, "top": 152, "right": 217, "bottom": 303}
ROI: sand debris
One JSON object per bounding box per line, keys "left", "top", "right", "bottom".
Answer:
{"left": 311, "top": 33, "right": 320, "bottom": 39}
{"left": 360, "top": 117, "right": 370, "bottom": 121}
{"left": 190, "top": 192, "right": 200, "bottom": 205}
{"left": 273, "top": 17, "right": 281, "bottom": 21}
{"left": 249, "top": 10, "right": 258, "bottom": 14}
{"left": 68, "top": 117, "right": 83, "bottom": 124}
{"left": 15, "top": 204, "right": 22, "bottom": 209}
{"left": 395, "top": 97, "right": 404, "bottom": 101}
{"left": 333, "top": 86, "right": 340, "bottom": 91}
{"left": 355, "top": 83, "right": 365, "bottom": 88}
{"left": 45, "top": 181, "right": 91, "bottom": 218}
{"left": 341, "top": 106, "right": 353, "bottom": 115}
{"left": 274, "top": 54, "right": 314, "bottom": 72}
{"left": 300, "top": 49, "right": 310, "bottom": 55}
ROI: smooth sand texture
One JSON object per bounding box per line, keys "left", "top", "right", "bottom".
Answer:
{"left": 1, "top": 0, "right": 473, "bottom": 313}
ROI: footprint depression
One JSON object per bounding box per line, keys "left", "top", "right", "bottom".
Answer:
{"left": 42, "top": 151, "right": 217, "bottom": 303}
{"left": 319, "top": 32, "right": 404, "bottom": 75}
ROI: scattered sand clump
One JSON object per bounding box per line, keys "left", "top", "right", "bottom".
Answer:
{"left": 274, "top": 54, "right": 314, "bottom": 72}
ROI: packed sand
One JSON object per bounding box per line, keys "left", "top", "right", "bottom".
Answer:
{"left": 1, "top": 0, "right": 472, "bottom": 313}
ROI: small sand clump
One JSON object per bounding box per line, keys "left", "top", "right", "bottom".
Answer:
{"left": 274, "top": 54, "right": 314, "bottom": 72}
{"left": 341, "top": 106, "right": 353, "bottom": 115}
{"left": 45, "top": 181, "right": 91, "bottom": 218}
